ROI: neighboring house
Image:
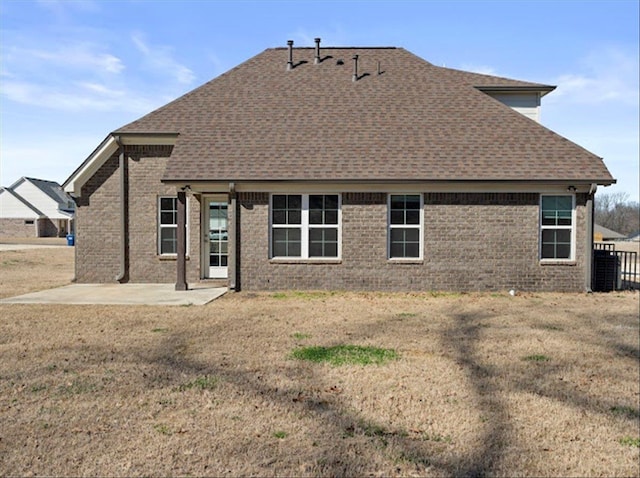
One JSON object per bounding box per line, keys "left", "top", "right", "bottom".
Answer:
{"left": 627, "top": 232, "right": 640, "bottom": 242}
{"left": 0, "top": 177, "right": 75, "bottom": 238}
{"left": 594, "top": 224, "right": 626, "bottom": 242}
{"left": 63, "top": 41, "right": 615, "bottom": 292}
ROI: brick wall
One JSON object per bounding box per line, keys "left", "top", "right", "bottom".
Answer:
{"left": 75, "top": 146, "right": 200, "bottom": 283}
{"left": 37, "top": 218, "right": 60, "bottom": 237}
{"left": 0, "top": 218, "right": 37, "bottom": 238}
{"left": 238, "top": 192, "right": 589, "bottom": 292}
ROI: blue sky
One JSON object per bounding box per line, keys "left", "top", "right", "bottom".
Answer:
{"left": 1, "top": 0, "right": 638, "bottom": 201}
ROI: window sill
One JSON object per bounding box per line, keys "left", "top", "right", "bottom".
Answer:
{"left": 158, "top": 255, "right": 191, "bottom": 261}
{"left": 269, "top": 258, "right": 342, "bottom": 265}
{"left": 387, "top": 259, "right": 424, "bottom": 265}
{"left": 540, "top": 260, "right": 576, "bottom": 266}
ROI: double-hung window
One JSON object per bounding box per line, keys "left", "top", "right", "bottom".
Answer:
{"left": 388, "top": 194, "right": 423, "bottom": 259}
{"left": 271, "top": 194, "right": 340, "bottom": 259}
{"left": 540, "top": 195, "right": 574, "bottom": 260}
{"left": 158, "top": 196, "right": 186, "bottom": 255}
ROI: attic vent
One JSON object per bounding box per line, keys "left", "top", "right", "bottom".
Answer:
{"left": 336, "top": 59, "right": 344, "bottom": 65}
{"left": 286, "top": 40, "right": 294, "bottom": 71}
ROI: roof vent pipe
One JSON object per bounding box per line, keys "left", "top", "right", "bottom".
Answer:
{"left": 352, "top": 54, "right": 359, "bottom": 82}
{"left": 287, "top": 40, "right": 294, "bottom": 70}
{"left": 377, "top": 61, "right": 381, "bottom": 75}
{"left": 314, "top": 37, "right": 321, "bottom": 64}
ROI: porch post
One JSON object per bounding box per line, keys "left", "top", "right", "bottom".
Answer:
{"left": 175, "top": 190, "right": 188, "bottom": 291}
{"left": 585, "top": 186, "right": 596, "bottom": 292}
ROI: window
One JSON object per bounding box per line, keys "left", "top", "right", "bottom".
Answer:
{"left": 540, "top": 195, "right": 574, "bottom": 260}
{"left": 24, "top": 220, "right": 34, "bottom": 225}
{"left": 158, "top": 196, "right": 187, "bottom": 255}
{"left": 388, "top": 194, "right": 423, "bottom": 259}
{"left": 271, "top": 194, "right": 340, "bottom": 259}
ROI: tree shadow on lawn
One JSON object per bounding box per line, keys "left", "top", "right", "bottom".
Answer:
{"left": 130, "top": 312, "right": 518, "bottom": 477}
{"left": 132, "top": 302, "right": 638, "bottom": 477}
{"left": 5, "top": 300, "right": 636, "bottom": 477}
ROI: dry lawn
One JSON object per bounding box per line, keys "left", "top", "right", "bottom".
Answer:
{"left": 1, "top": 247, "right": 639, "bottom": 477}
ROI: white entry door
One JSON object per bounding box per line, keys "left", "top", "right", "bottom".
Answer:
{"left": 207, "top": 201, "right": 228, "bottom": 278}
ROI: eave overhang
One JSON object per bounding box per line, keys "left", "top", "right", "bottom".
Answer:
{"left": 475, "top": 85, "right": 556, "bottom": 97}
{"left": 161, "top": 178, "right": 616, "bottom": 195}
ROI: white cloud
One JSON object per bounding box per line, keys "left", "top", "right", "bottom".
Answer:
{"left": 549, "top": 47, "right": 639, "bottom": 106}
{"left": 1, "top": 34, "right": 190, "bottom": 115}
{"left": 131, "top": 32, "right": 195, "bottom": 85}
{"left": 5, "top": 44, "right": 125, "bottom": 74}
{"left": 1, "top": 79, "right": 157, "bottom": 114}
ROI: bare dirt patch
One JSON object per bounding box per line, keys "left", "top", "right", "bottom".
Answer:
{"left": 0, "top": 249, "right": 638, "bottom": 477}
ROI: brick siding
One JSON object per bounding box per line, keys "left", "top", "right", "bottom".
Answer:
{"left": 75, "top": 173, "right": 590, "bottom": 292}
{"left": 74, "top": 145, "right": 200, "bottom": 283}
{"left": 0, "top": 218, "right": 37, "bottom": 238}
{"left": 0, "top": 218, "right": 67, "bottom": 238}
{"left": 238, "top": 192, "right": 589, "bottom": 292}
{"left": 37, "top": 218, "right": 60, "bottom": 237}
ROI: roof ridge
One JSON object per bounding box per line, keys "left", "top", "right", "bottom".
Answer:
{"left": 272, "top": 46, "right": 398, "bottom": 50}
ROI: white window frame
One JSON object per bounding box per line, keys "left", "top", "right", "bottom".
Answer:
{"left": 270, "top": 193, "right": 342, "bottom": 260}
{"left": 539, "top": 194, "right": 575, "bottom": 262}
{"left": 158, "top": 196, "right": 189, "bottom": 256}
{"left": 388, "top": 193, "right": 424, "bottom": 260}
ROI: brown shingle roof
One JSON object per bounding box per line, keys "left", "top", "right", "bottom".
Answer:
{"left": 115, "top": 46, "right": 614, "bottom": 184}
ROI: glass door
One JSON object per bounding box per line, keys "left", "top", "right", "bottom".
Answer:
{"left": 208, "top": 201, "right": 228, "bottom": 278}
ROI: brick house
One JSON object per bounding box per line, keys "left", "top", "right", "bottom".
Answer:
{"left": 0, "top": 177, "right": 75, "bottom": 238}
{"left": 63, "top": 41, "right": 615, "bottom": 292}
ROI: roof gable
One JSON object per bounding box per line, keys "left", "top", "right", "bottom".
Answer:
{"left": 0, "top": 187, "right": 43, "bottom": 218}
{"left": 114, "top": 46, "right": 613, "bottom": 185}
{"left": 9, "top": 177, "right": 74, "bottom": 216}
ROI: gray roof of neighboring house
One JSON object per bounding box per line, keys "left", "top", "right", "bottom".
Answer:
{"left": 626, "top": 231, "right": 640, "bottom": 241}
{"left": 113, "top": 45, "right": 614, "bottom": 184}
{"left": 594, "top": 224, "right": 626, "bottom": 240}
{"left": 7, "top": 177, "right": 75, "bottom": 213}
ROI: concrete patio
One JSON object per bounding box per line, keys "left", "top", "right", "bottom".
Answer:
{"left": 0, "top": 283, "right": 227, "bottom": 306}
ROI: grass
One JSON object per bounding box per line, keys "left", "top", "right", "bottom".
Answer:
{"left": 610, "top": 406, "right": 640, "bottom": 419}
{"left": 290, "top": 344, "right": 399, "bottom": 366}
{"left": 619, "top": 437, "right": 640, "bottom": 447}
{"left": 395, "top": 312, "right": 418, "bottom": 318}
{"left": 177, "top": 375, "right": 218, "bottom": 391}
{"left": 272, "top": 291, "right": 340, "bottom": 300}
{"left": 1, "top": 246, "right": 639, "bottom": 477}
{"left": 291, "top": 332, "right": 312, "bottom": 340}
{"left": 522, "top": 354, "right": 551, "bottom": 362}
{"left": 154, "top": 423, "right": 172, "bottom": 435}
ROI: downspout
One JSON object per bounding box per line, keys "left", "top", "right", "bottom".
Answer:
{"left": 114, "top": 135, "right": 127, "bottom": 282}
{"left": 228, "top": 182, "right": 237, "bottom": 291}
{"left": 585, "top": 184, "right": 597, "bottom": 292}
